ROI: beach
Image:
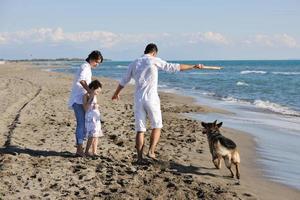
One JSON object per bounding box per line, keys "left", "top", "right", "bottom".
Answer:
{"left": 0, "top": 62, "right": 299, "bottom": 200}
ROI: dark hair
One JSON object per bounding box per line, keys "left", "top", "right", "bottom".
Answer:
{"left": 86, "top": 50, "right": 103, "bottom": 63}
{"left": 144, "top": 43, "right": 158, "bottom": 54}
{"left": 88, "top": 80, "right": 102, "bottom": 90}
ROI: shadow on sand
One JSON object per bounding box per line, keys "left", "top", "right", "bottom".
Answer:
{"left": 0, "top": 145, "right": 75, "bottom": 158}
{"left": 168, "top": 161, "right": 220, "bottom": 177}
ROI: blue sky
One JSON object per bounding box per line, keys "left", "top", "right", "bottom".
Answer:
{"left": 0, "top": 0, "right": 299, "bottom": 60}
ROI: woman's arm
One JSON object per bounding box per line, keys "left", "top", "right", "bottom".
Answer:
{"left": 83, "top": 94, "right": 89, "bottom": 112}
{"left": 80, "top": 80, "right": 91, "bottom": 94}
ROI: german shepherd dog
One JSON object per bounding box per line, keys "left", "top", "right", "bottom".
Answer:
{"left": 201, "top": 120, "right": 240, "bottom": 179}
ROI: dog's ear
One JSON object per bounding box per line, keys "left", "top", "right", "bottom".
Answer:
{"left": 217, "top": 122, "right": 223, "bottom": 128}
{"left": 201, "top": 122, "right": 207, "bottom": 128}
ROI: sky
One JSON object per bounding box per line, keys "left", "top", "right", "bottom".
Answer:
{"left": 0, "top": 0, "right": 299, "bottom": 60}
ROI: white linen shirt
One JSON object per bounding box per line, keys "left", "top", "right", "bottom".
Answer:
{"left": 120, "top": 54, "right": 180, "bottom": 101}
{"left": 68, "top": 62, "right": 92, "bottom": 108}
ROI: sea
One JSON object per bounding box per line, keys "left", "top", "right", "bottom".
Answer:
{"left": 35, "top": 59, "right": 300, "bottom": 190}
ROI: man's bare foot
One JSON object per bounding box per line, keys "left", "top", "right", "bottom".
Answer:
{"left": 147, "top": 152, "right": 157, "bottom": 160}
{"left": 136, "top": 158, "right": 147, "bottom": 165}
{"left": 92, "top": 153, "right": 99, "bottom": 156}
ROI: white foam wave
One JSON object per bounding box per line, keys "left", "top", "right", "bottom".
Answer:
{"left": 253, "top": 100, "right": 300, "bottom": 116}
{"left": 222, "top": 96, "right": 239, "bottom": 103}
{"left": 188, "top": 72, "right": 221, "bottom": 75}
{"left": 236, "top": 81, "right": 249, "bottom": 86}
{"left": 240, "top": 70, "right": 267, "bottom": 74}
{"left": 158, "top": 84, "right": 168, "bottom": 88}
{"left": 116, "top": 65, "right": 128, "bottom": 69}
{"left": 201, "top": 91, "right": 216, "bottom": 96}
{"left": 272, "top": 72, "right": 300, "bottom": 75}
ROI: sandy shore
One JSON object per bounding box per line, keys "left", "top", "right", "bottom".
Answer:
{"left": 0, "top": 62, "right": 299, "bottom": 199}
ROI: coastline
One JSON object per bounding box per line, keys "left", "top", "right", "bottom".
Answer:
{"left": 0, "top": 62, "right": 299, "bottom": 199}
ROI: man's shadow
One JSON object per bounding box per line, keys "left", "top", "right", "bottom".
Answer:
{"left": 0, "top": 145, "right": 74, "bottom": 158}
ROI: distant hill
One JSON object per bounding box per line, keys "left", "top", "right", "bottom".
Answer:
{"left": 7, "top": 58, "right": 112, "bottom": 62}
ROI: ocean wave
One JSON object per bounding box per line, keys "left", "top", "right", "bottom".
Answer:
{"left": 201, "top": 91, "right": 216, "bottom": 96}
{"left": 272, "top": 72, "right": 300, "bottom": 75}
{"left": 240, "top": 70, "right": 267, "bottom": 74}
{"left": 188, "top": 72, "right": 221, "bottom": 75}
{"left": 221, "top": 96, "right": 251, "bottom": 104}
{"left": 253, "top": 100, "right": 300, "bottom": 116}
{"left": 158, "top": 84, "right": 168, "bottom": 88}
{"left": 116, "top": 65, "right": 128, "bottom": 69}
{"left": 236, "top": 81, "right": 249, "bottom": 86}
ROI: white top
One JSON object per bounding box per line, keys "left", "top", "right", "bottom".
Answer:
{"left": 68, "top": 62, "right": 92, "bottom": 107}
{"left": 120, "top": 54, "right": 180, "bottom": 101}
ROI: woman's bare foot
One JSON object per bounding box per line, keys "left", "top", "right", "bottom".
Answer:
{"left": 85, "top": 152, "right": 93, "bottom": 157}
{"left": 75, "top": 151, "right": 86, "bottom": 157}
{"left": 75, "top": 145, "right": 85, "bottom": 157}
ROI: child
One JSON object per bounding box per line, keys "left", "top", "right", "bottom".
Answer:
{"left": 83, "top": 80, "right": 103, "bottom": 156}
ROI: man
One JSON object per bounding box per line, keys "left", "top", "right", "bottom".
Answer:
{"left": 112, "top": 43, "right": 217, "bottom": 163}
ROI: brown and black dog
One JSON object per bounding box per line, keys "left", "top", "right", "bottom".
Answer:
{"left": 201, "top": 120, "right": 240, "bottom": 179}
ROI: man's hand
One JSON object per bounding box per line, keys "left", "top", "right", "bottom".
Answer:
{"left": 193, "top": 64, "right": 204, "bottom": 69}
{"left": 112, "top": 93, "right": 120, "bottom": 100}
{"left": 194, "top": 64, "right": 223, "bottom": 70}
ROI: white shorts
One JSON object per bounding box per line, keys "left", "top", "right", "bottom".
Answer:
{"left": 134, "top": 99, "right": 163, "bottom": 132}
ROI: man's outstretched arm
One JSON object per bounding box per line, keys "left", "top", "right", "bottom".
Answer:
{"left": 179, "top": 64, "right": 204, "bottom": 71}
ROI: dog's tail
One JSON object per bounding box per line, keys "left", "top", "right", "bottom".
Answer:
{"left": 219, "top": 137, "right": 237, "bottom": 149}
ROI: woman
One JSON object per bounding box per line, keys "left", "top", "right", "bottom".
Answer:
{"left": 68, "top": 50, "right": 103, "bottom": 156}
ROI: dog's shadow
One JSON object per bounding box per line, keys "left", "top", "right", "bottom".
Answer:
{"left": 168, "top": 161, "right": 220, "bottom": 178}
{"left": 0, "top": 145, "right": 74, "bottom": 158}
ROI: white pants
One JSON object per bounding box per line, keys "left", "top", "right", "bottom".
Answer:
{"left": 134, "top": 98, "right": 163, "bottom": 132}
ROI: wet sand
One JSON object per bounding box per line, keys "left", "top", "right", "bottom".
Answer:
{"left": 0, "top": 62, "right": 299, "bottom": 199}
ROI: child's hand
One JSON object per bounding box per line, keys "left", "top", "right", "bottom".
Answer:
{"left": 93, "top": 104, "right": 99, "bottom": 110}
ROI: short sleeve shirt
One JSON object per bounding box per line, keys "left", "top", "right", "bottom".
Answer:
{"left": 68, "top": 62, "right": 92, "bottom": 107}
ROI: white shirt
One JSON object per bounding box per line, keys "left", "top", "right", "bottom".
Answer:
{"left": 68, "top": 62, "right": 92, "bottom": 107}
{"left": 120, "top": 54, "right": 180, "bottom": 101}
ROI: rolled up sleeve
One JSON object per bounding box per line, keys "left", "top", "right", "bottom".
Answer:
{"left": 120, "top": 63, "right": 133, "bottom": 86}
{"left": 154, "top": 58, "right": 180, "bottom": 73}
{"left": 79, "top": 65, "right": 89, "bottom": 81}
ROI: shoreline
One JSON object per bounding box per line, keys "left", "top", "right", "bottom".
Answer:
{"left": 0, "top": 62, "right": 299, "bottom": 199}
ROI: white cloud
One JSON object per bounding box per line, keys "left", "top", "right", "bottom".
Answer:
{"left": 1, "top": 28, "right": 298, "bottom": 51}
{"left": 245, "top": 33, "right": 299, "bottom": 48}
{"left": 0, "top": 28, "right": 175, "bottom": 49}
{"left": 0, "top": 34, "right": 6, "bottom": 44}
{"left": 275, "top": 34, "right": 298, "bottom": 48}
{"left": 185, "top": 31, "right": 230, "bottom": 45}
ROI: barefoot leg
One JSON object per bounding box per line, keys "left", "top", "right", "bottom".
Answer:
{"left": 148, "top": 128, "right": 161, "bottom": 159}
{"left": 92, "top": 137, "right": 98, "bottom": 155}
{"left": 136, "top": 132, "right": 145, "bottom": 162}
{"left": 85, "top": 137, "right": 93, "bottom": 156}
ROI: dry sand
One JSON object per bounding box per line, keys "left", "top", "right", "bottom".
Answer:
{"left": 0, "top": 62, "right": 299, "bottom": 199}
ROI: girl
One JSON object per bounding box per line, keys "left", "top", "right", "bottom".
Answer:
{"left": 83, "top": 80, "right": 104, "bottom": 156}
